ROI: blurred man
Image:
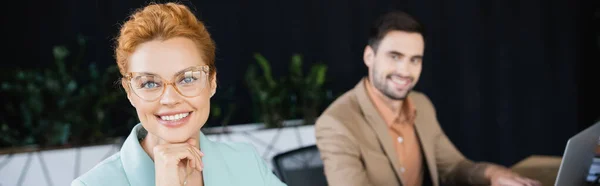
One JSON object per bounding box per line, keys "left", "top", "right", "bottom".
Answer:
{"left": 315, "top": 11, "right": 541, "bottom": 186}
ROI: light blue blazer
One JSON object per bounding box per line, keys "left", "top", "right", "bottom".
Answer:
{"left": 72, "top": 124, "right": 286, "bottom": 186}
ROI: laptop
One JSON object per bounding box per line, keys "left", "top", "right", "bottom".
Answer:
{"left": 555, "top": 120, "right": 600, "bottom": 186}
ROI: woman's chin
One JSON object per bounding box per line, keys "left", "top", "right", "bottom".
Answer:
{"left": 159, "top": 134, "right": 193, "bottom": 144}
{"left": 156, "top": 125, "right": 200, "bottom": 144}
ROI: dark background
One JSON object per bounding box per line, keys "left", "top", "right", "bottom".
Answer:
{"left": 1, "top": 0, "right": 599, "bottom": 167}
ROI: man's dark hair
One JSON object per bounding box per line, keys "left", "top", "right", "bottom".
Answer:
{"left": 368, "top": 11, "right": 425, "bottom": 52}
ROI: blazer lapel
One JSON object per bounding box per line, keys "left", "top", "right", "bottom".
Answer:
{"left": 199, "top": 132, "right": 236, "bottom": 186}
{"left": 354, "top": 78, "right": 404, "bottom": 184}
{"left": 120, "top": 124, "right": 156, "bottom": 186}
{"left": 412, "top": 93, "right": 439, "bottom": 186}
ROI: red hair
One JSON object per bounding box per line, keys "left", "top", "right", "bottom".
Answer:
{"left": 115, "top": 2, "right": 216, "bottom": 79}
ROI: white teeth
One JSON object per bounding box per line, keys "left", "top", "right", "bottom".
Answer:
{"left": 160, "top": 112, "right": 190, "bottom": 121}
{"left": 391, "top": 78, "right": 407, "bottom": 85}
{"left": 397, "top": 79, "right": 407, "bottom": 84}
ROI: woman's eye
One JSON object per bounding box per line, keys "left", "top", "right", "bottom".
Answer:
{"left": 141, "top": 81, "right": 159, "bottom": 89}
{"left": 180, "top": 77, "right": 197, "bottom": 84}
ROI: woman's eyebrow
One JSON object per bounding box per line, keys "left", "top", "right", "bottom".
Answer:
{"left": 173, "top": 66, "right": 198, "bottom": 77}
{"left": 133, "top": 66, "right": 197, "bottom": 78}
{"left": 135, "top": 72, "right": 158, "bottom": 76}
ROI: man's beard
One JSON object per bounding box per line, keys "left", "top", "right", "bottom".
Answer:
{"left": 371, "top": 70, "right": 414, "bottom": 100}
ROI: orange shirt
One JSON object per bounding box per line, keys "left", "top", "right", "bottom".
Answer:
{"left": 365, "top": 80, "right": 423, "bottom": 186}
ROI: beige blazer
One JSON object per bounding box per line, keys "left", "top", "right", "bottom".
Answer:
{"left": 315, "top": 78, "right": 496, "bottom": 186}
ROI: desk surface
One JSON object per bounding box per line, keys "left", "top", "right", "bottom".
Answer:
{"left": 510, "top": 155, "right": 562, "bottom": 186}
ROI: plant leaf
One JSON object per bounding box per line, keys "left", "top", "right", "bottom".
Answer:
{"left": 253, "top": 53, "right": 276, "bottom": 88}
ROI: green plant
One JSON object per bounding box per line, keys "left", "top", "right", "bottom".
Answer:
{"left": 288, "top": 54, "right": 329, "bottom": 125}
{"left": 245, "top": 53, "right": 291, "bottom": 128}
{"left": 245, "top": 53, "right": 334, "bottom": 128}
{"left": 0, "top": 35, "right": 137, "bottom": 149}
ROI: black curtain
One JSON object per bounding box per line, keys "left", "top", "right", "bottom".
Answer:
{"left": 1, "top": 0, "right": 598, "bottom": 167}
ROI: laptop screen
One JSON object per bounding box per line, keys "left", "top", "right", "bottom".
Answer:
{"left": 586, "top": 137, "right": 600, "bottom": 185}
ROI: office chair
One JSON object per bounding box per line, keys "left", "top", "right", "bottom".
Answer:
{"left": 271, "top": 145, "right": 327, "bottom": 186}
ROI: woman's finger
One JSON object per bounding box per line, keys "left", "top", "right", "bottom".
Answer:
{"left": 190, "top": 146, "right": 203, "bottom": 171}
{"left": 186, "top": 147, "right": 201, "bottom": 171}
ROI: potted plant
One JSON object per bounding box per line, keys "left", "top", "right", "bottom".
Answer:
{"left": 245, "top": 53, "right": 335, "bottom": 128}
{"left": 0, "top": 35, "right": 137, "bottom": 151}
{"left": 287, "top": 54, "right": 330, "bottom": 125}
{"left": 245, "top": 53, "right": 291, "bottom": 129}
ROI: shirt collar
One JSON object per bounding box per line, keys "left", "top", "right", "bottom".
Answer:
{"left": 364, "top": 78, "right": 417, "bottom": 127}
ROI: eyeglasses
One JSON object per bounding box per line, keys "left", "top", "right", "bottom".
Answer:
{"left": 123, "top": 65, "right": 210, "bottom": 101}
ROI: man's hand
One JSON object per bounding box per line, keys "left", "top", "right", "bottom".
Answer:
{"left": 485, "top": 165, "right": 542, "bottom": 186}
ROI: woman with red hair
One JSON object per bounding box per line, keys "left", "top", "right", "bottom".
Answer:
{"left": 72, "top": 2, "right": 285, "bottom": 186}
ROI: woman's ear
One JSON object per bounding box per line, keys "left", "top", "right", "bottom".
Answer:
{"left": 210, "top": 73, "right": 217, "bottom": 98}
{"left": 121, "top": 79, "right": 135, "bottom": 107}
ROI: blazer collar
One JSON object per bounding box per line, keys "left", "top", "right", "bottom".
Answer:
{"left": 120, "top": 124, "right": 155, "bottom": 186}
{"left": 355, "top": 77, "right": 439, "bottom": 186}
{"left": 354, "top": 78, "right": 404, "bottom": 182}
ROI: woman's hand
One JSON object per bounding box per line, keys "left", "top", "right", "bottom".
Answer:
{"left": 153, "top": 139, "right": 203, "bottom": 186}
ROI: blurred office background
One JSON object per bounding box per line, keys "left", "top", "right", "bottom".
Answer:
{"left": 0, "top": 0, "right": 598, "bottom": 185}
